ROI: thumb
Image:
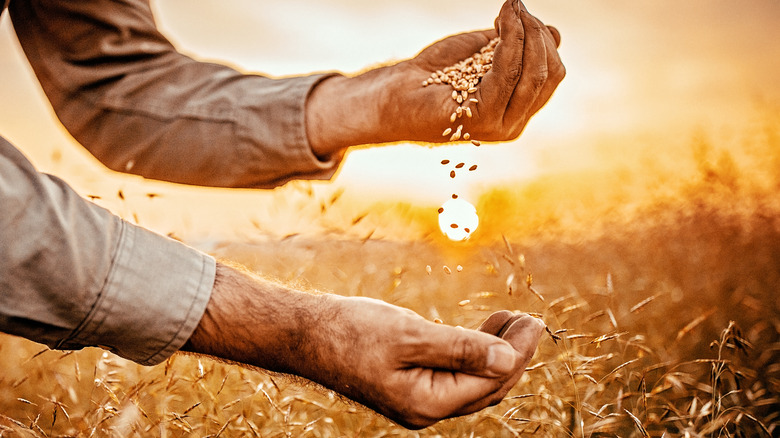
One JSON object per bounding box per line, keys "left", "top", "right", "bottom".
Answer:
{"left": 404, "top": 323, "right": 523, "bottom": 378}
{"left": 498, "top": 314, "right": 546, "bottom": 366}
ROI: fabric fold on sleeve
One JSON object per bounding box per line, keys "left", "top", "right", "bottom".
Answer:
{"left": 0, "top": 137, "right": 214, "bottom": 366}
{"left": 60, "top": 222, "right": 216, "bottom": 366}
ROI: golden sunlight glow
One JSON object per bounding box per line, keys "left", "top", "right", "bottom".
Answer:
{"left": 438, "top": 198, "right": 479, "bottom": 241}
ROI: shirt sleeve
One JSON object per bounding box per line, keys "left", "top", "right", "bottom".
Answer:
{"left": 7, "top": 0, "right": 344, "bottom": 189}
{"left": 0, "top": 137, "right": 215, "bottom": 366}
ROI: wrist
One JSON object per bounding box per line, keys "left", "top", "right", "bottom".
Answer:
{"left": 305, "top": 64, "right": 406, "bottom": 156}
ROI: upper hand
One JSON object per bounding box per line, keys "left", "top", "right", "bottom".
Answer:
{"left": 395, "top": 0, "right": 565, "bottom": 143}
{"left": 306, "top": 0, "right": 565, "bottom": 156}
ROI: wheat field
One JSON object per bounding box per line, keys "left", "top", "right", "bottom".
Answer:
{"left": 1, "top": 120, "right": 779, "bottom": 437}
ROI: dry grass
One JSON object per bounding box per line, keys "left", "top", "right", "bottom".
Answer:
{"left": 2, "top": 120, "right": 779, "bottom": 437}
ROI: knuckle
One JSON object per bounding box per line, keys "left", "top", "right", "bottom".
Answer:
{"left": 449, "top": 336, "right": 480, "bottom": 370}
{"left": 533, "top": 65, "right": 549, "bottom": 90}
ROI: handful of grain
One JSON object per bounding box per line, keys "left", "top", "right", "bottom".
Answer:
{"left": 422, "top": 36, "right": 500, "bottom": 147}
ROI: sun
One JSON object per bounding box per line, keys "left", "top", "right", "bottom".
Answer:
{"left": 438, "top": 198, "right": 479, "bottom": 241}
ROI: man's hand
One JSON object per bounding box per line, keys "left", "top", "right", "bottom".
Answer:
{"left": 306, "top": 0, "right": 565, "bottom": 157}
{"left": 183, "top": 263, "right": 545, "bottom": 429}
{"left": 299, "top": 296, "right": 544, "bottom": 429}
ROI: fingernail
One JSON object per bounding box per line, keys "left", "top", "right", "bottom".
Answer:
{"left": 486, "top": 344, "right": 517, "bottom": 375}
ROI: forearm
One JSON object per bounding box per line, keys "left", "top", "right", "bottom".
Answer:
{"left": 9, "top": 0, "right": 341, "bottom": 189}
{"left": 181, "top": 263, "right": 327, "bottom": 375}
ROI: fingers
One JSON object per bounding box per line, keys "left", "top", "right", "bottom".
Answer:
{"left": 523, "top": 22, "right": 566, "bottom": 118}
{"left": 502, "top": 8, "right": 548, "bottom": 132}
{"left": 392, "top": 313, "right": 545, "bottom": 428}
{"left": 481, "top": 1, "right": 527, "bottom": 113}
{"left": 547, "top": 25, "right": 562, "bottom": 48}
{"left": 405, "top": 322, "right": 520, "bottom": 378}
{"left": 480, "top": 1, "right": 562, "bottom": 139}
{"left": 476, "top": 310, "right": 516, "bottom": 334}
{"left": 452, "top": 315, "right": 545, "bottom": 416}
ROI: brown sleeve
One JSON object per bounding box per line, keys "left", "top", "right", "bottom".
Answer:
{"left": 8, "top": 0, "right": 343, "bottom": 188}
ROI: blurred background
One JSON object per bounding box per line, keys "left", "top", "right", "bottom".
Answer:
{"left": 1, "top": 0, "right": 778, "bottom": 243}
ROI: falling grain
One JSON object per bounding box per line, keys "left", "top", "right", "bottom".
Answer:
{"left": 630, "top": 295, "right": 657, "bottom": 313}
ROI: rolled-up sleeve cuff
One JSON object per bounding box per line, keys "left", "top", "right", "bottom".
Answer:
{"left": 60, "top": 220, "right": 215, "bottom": 366}
{"left": 237, "top": 72, "right": 346, "bottom": 187}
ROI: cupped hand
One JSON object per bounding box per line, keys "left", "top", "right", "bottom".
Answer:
{"left": 299, "top": 296, "right": 545, "bottom": 429}
{"left": 306, "top": 0, "right": 564, "bottom": 156}
{"left": 389, "top": 0, "right": 565, "bottom": 143}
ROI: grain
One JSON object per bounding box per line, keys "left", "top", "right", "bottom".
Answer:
{"left": 422, "top": 37, "right": 499, "bottom": 93}
{"left": 423, "top": 37, "right": 499, "bottom": 149}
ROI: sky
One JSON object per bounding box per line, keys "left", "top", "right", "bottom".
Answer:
{"left": 0, "top": 0, "right": 778, "bottom": 239}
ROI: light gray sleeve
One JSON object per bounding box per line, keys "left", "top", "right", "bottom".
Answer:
{"left": 8, "top": 0, "right": 343, "bottom": 189}
{"left": 0, "top": 137, "right": 215, "bottom": 365}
